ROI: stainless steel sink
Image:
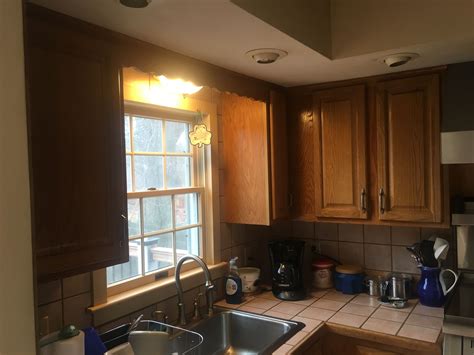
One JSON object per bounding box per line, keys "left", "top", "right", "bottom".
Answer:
{"left": 188, "top": 308, "right": 304, "bottom": 355}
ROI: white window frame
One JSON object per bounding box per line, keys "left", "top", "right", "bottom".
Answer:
{"left": 107, "top": 102, "right": 208, "bottom": 296}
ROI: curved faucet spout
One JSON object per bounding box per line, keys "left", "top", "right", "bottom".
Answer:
{"left": 175, "top": 254, "right": 215, "bottom": 326}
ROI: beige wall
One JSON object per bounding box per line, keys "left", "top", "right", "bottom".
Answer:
{"left": 0, "top": 0, "right": 36, "bottom": 354}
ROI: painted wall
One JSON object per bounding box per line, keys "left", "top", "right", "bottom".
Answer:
{"left": 0, "top": 1, "right": 36, "bottom": 354}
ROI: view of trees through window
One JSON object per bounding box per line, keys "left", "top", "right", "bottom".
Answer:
{"left": 107, "top": 112, "right": 202, "bottom": 286}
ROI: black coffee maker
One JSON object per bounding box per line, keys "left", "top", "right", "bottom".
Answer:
{"left": 268, "top": 240, "right": 306, "bottom": 301}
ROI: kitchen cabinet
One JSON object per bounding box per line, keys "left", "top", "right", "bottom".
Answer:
{"left": 375, "top": 75, "right": 442, "bottom": 223}
{"left": 221, "top": 90, "right": 288, "bottom": 225}
{"left": 26, "top": 14, "right": 128, "bottom": 281}
{"left": 289, "top": 70, "right": 445, "bottom": 226}
{"left": 313, "top": 85, "right": 368, "bottom": 219}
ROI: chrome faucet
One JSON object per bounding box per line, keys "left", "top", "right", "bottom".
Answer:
{"left": 175, "top": 254, "right": 215, "bottom": 326}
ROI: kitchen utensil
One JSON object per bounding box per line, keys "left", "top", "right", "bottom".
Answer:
{"left": 418, "top": 266, "right": 458, "bottom": 307}
{"left": 129, "top": 314, "right": 143, "bottom": 333}
{"left": 379, "top": 296, "right": 407, "bottom": 309}
{"left": 420, "top": 240, "right": 438, "bottom": 267}
{"left": 239, "top": 267, "right": 261, "bottom": 293}
{"left": 406, "top": 243, "right": 424, "bottom": 265}
{"left": 433, "top": 237, "right": 449, "bottom": 261}
{"left": 387, "top": 275, "right": 410, "bottom": 300}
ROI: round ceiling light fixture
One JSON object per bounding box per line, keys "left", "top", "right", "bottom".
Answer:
{"left": 246, "top": 48, "right": 288, "bottom": 64}
{"left": 119, "top": 0, "right": 151, "bottom": 8}
{"left": 379, "top": 53, "right": 420, "bottom": 68}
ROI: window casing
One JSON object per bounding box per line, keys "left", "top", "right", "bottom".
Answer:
{"left": 107, "top": 104, "right": 205, "bottom": 288}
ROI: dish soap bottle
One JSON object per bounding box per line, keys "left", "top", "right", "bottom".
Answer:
{"left": 225, "top": 257, "right": 243, "bottom": 304}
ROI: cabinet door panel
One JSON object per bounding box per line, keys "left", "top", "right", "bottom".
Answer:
{"left": 221, "top": 93, "right": 270, "bottom": 225}
{"left": 27, "top": 23, "right": 128, "bottom": 281}
{"left": 313, "top": 85, "right": 368, "bottom": 219}
{"left": 270, "top": 90, "right": 289, "bottom": 220}
{"left": 376, "top": 75, "right": 441, "bottom": 223}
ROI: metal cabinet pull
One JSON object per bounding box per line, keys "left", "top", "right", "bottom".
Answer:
{"left": 121, "top": 214, "right": 127, "bottom": 220}
{"left": 379, "top": 188, "right": 386, "bottom": 214}
{"left": 360, "top": 188, "right": 367, "bottom": 213}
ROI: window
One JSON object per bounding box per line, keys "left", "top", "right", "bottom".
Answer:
{"left": 107, "top": 106, "right": 204, "bottom": 286}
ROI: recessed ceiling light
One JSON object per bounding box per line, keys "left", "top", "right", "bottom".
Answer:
{"left": 119, "top": 0, "right": 151, "bottom": 8}
{"left": 246, "top": 48, "right": 288, "bottom": 64}
{"left": 379, "top": 53, "right": 420, "bottom": 68}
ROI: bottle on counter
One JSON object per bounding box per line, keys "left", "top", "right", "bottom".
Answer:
{"left": 225, "top": 257, "right": 243, "bottom": 304}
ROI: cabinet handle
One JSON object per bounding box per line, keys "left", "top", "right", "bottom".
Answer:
{"left": 360, "top": 188, "right": 367, "bottom": 213}
{"left": 379, "top": 188, "right": 386, "bottom": 214}
{"left": 288, "top": 193, "right": 294, "bottom": 208}
{"left": 121, "top": 214, "right": 127, "bottom": 220}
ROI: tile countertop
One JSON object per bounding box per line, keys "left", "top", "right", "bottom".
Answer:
{"left": 214, "top": 289, "right": 444, "bottom": 355}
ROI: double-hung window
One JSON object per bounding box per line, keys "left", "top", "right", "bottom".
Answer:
{"left": 107, "top": 104, "right": 204, "bottom": 287}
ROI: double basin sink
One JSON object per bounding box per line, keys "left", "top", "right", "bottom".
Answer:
{"left": 132, "top": 308, "right": 304, "bottom": 355}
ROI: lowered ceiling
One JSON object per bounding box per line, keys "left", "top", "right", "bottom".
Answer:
{"left": 29, "top": 0, "right": 474, "bottom": 87}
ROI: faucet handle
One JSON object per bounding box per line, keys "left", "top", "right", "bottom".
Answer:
{"left": 152, "top": 310, "right": 168, "bottom": 324}
{"left": 192, "top": 293, "right": 204, "bottom": 321}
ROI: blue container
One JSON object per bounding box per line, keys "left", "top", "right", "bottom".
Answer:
{"left": 418, "top": 266, "right": 446, "bottom": 307}
{"left": 335, "top": 272, "right": 365, "bottom": 294}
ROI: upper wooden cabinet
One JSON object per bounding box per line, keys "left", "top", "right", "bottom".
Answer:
{"left": 313, "top": 85, "right": 368, "bottom": 219}
{"left": 221, "top": 91, "right": 288, "bottom": 225}
{"left": 289, "top": 71, "right": 445, "bottom": 226}
{"left": 26, "top": 15, "right": 128, "bottom": 281}
{"left": 375, "top": 75, "right": 442, "bottom": 223}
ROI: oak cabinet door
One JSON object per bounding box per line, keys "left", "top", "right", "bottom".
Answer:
{"left": 313, "top": 85, "right": 368, "bottom": 219}
{"left": 221, "top": 93, "right": 270, "bottom": 225}
{"left": 375, "top": 75, "right": 442, "bottom": 223}
{"left": 270, "top": 90, "right": 290, "bottom": 220}
{"left": 27, "top": 19, "right": 128, "bottom": 281}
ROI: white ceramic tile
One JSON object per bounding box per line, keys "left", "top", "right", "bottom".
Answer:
{"left": 322, "top": 291, "right": 355, "bottom": 303}
{"left": 62, "top": 272, "right": 91, "bottom": 298}
{"left": 291, "top": 316, "right": 323, "bottom": 332}
{"left": 257, "top": 291, "right": 279, "bottom": 300}
{"left": 340, "top": 303, "right": 377, "bottom": 317}
{"left": 371, "top": 308, "right": 408, "bottom": 323}
{"left": 297, "top": 307, "right": 335, "bottom": 322}
{"left": 328, "top": 312, "right": 367, "bottom": 328}
{"left": 381, "top": 299, "right": 418, "bottom": 313}
{"left": 405, "top": 313, "right": 443, "bottom": 330}
{"left": 362, "top": 318, "right": 402, "bottom": 335}
{"left": 264, "top": 310, "right": 293, "bottom": 320}
{"left": 311, "top": 298, "right": 346, "bottom": 311}
{"left": 214, "top": 299, "right": 240, "bottom": 309}
{"left": 238, "top": 305, "right": 265, "bottom": 314}
{"left": 397, "top": 324, "right": 441, "bottom": 343}
{"left": 412, "top": 304, "right": 444, "bottom": 318}
{"left": 350, "top": 294, "right": 380, "bottom": 308}
{"left": 271, "top": 302, "right": 307, "bottom": 316}
{"left": 285, "top": 331, "right": 309, "bottom": 346}
{"left": 245, "top": 298, "right": 280, "bottom": 310}
{"left": 292, "top": 296, "right": 319, "bottom": 306}
{"left": 309, "top": 290, "right": 329, "bottom": 298}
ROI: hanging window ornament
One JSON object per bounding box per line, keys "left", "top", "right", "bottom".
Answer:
{"left": 189, "top": 111, "right": 212, "bottom": 147}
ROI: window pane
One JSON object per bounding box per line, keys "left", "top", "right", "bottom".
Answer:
{"left": 106, "top": 240, "right": 141, "bottom": 285}
{"left": 166, "top": 157, "right": 191, "bottom": 188}
{"left": 133, "top": 116, "right": 163, "bottom": 152}
{"left": 175, "top": 193, "right": 198, "bottom": 227}
{"left": 126, "top": 155, "right": 132, "bottom": 192}
{"left": 124, "top": 116, "right": 131, "bottom": 153}
{"left": 144, "top": 233, "right": 173, "bottom": 273}
{"left": 143, "top": 196, "right": 172, "bottom": 233}
{"left": 134, "top": 155, "right": 164, "bottom": 191}
{"left": 176, "top": 228, "right": 200, "bottom": 258}
{"left": 165, "top": 121, "right": 190, "bottom": 153}
{"left": 127, "top": 199, "right": 141, "bottom": 237}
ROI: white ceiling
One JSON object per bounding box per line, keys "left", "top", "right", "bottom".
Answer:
{"left": 29, "top": 0, "right": 474, "bottom": 87}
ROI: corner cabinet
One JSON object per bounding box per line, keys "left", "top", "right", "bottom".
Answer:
{"left": 375, "top": 75, "right": 442, "bottom": 223}
{"left": 313, "top": 85, "right": 368, "bottom": 219}
{"left": 221, "top": 91, "right": 289, "bottom": 225}
{"left": 26, "top": 13, "right": 128, "bottom": 281}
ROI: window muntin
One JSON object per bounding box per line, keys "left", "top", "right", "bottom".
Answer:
{"left": 107, "top": 112, "right": 203, "bottom": 287}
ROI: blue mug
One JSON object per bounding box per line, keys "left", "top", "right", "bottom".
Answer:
{"left": 417, "top": 267, "right": 458, "bottom": 307}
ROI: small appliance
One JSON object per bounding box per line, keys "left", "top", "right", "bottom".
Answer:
{"left": 268, "top": 240, "right": 306, "bottom": 301}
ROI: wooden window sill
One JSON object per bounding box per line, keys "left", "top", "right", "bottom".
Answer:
{"left": 88, "top": 262, "right": 227, "bottom": 326}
